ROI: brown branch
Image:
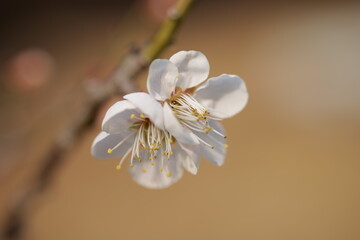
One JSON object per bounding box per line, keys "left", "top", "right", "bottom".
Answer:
{"left": 2, "top": 0, "right": 195, "bottom": 239}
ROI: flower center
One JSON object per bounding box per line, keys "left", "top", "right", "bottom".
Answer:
{"left": 107, "top": 114, "right": 174, "bottom": 177}
{"left": 169, "top": 93, "right": 227, "bottom": 148}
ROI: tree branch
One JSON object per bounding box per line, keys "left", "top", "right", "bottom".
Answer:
{"left": 2, "top": 0, "right": 195, "bottom": 239}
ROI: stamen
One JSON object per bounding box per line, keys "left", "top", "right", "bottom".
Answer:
{"left": 116, "top": 147, "right": 132, "bottom": 169}
{"left": 196, "top": 136, "right": 215, "bottom": 149}
{"left": 211, "top": 128, "right": 227, "bottom": 138}
{"left": 108, "top": 133, "right": 134, "bottom": 154}
{"left": 130, "top": 114, "right": 146, "bottom": 121}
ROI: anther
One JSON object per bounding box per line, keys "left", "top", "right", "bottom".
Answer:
{"left": 151, "top": 162, "right": 155, "bottom": 166}
{"left": 166, "top": 172, "right": 173, "bottom": 177}
{"left": 224, "top": 144, "right": 229, "bottom": 149}
{"left": 160, "top": 168, "right": 164, "bottom": 172}
{"left": 130, "top": 114, "right": 136, "bottom": 119}
{"left": 130, "top": 163, "right": 134, "bottom": 167}
{"left": 116, "top": 165, "right": 121, "bottom": 170}
{"left": 140, "top": 114, "right": 146, "bottom": 119}
{"left": 204, "top": 128, "right": 212, "bottom": 134}
{"left": 107, "top": 148, "right": 113, "bottom": 154}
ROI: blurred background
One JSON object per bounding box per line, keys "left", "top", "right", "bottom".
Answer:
{"left": 1, "top": 0, "right": 360, "bottom": 239}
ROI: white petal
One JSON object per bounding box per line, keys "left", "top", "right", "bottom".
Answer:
{"left": 124, "top": 92, "right": 164, "bottom": 129}
{"left": 178, "top": 142, "right": 200, "bottom": 175}
{"left": 128, "top": 149, "right": 183, "bottom": 189}
{"left": 194, "top": 74, "right": 249, "bottom": 119}
{"left": 147, "top": 59, "right": 178, "bottom": 100}
{"left": 169, "top": 50, "right": 210, "bottom": 90}
{"left": 102, "top": 100, "right": 138, "bottom": 134}
{"left": 91, "top": 131, "right": 134, "bottom": 159}
{"left": 194, "top": 120, "right": 227, "bottom": 166}
{"left": 163, "top": 102, "right": 199, "bottom": 145}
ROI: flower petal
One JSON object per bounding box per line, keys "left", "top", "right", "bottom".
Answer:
{"left": 147, "top": 59, "right": 178, "bottom": 101}
{"left": 169, "top": 50, "right": 210, "bottom": 90}
{"left": 163, "top": 102, "right": 199, "bottom": 145}
{"left": 124, "top": 92, "right": 164, "bottom": 129}
{"left": 102, "top": 100, "right": 139, "bottom": 134}
{"left": 91, "top": 131, "right": 134, "bottom": 159}
{"left": 178, "top": 142, "right": 200, "bottom": 175}
{"left": 194, "top": 74, "right": 249, "bottom": 119}
{"left": 194, "top": 120, "right": 227, "bottom": 166}
{"left": 128, "top": 149, "right": 183, "bottom": 189}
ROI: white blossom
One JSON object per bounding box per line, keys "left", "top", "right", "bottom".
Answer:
{"left": 91, "top": 50, "right": 248, "bottom": 189}
{"left": 91, "top": 92, "right": 198, "bottom": 189}
{"left": 147, "top": 50, "right": 249, "bottom": 167}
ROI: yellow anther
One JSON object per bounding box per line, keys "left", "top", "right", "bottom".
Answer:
{"left": 204, "top": 128, "right": 212, "bottom": 134}
{"left": 130, "top": 114, "right": 136, "bottom": 119}
{"left": 169, "top": 152, "right": 174, "bottom": 155}
{"left": 149, "top": 156, "right": 153, "bottom": 160}
{"left": 107, "top": 148, "right": 113, "bottom": 154}
{"left": 162, "top": 152, "right": 166, "bottom": 155}
{"left": 169, "top": 139, "right": 174, "bottom": 144}
{"left": 211, "top": 146, "right": 215, "bottom": 149}
{"left": 130, "top": 163, "right": 134, "bottom": 167}
{"left": 140, "top": 114, "right": 146, "bottom": 119}
{"left": 154, "top": 155, "right": 157, "bottom": 159}
{"left": 116, "top": 165, "right": 121, "bottom": 170}
{"left": 151, "top": 162, "right": 155, "bottom": 166}
{"left": 160, "top": 168, "right": 164, "bottom": 172}
{"left": 141, "top": 168, "right": 147, "bottom": 173}
{"left": 224, "top": 144, "right": 229, "bottom": 149}
{"left": 167, "top": 157, "right": 170, "bottom": 160}
{"left": 166, "top": 172, "right": 173, "bottom": 177}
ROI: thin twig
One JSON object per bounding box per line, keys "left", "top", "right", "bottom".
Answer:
{"left": 2, "top": 0, "right": 195, "bottom": 239}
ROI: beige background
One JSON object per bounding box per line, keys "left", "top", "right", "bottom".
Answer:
{"left": 1, "top": 1, "right": 360, "bottom": 239}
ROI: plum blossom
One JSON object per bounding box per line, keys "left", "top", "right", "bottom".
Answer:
{"left": 91, "top": 50, "right": 248, "bottom": 189}
{"left": 91, "top": 92, "right": 198, "bottom": 189}
{"left": 147, "top": 50, "right": 248, "bottom": 167}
